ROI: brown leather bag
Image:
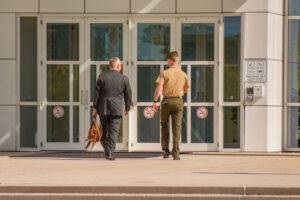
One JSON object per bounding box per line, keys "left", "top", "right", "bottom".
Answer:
{"left": 86, "top": 115, "right": 102, "bottom": 150}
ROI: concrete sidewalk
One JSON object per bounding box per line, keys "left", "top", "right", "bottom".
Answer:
{"left": 1, "top": 152, "right": 300, "bottom": 188}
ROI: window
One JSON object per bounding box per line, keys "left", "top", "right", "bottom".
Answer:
{"left": 137, "top": 23, "right": 170, "bottom": 61}
{"left": 47, "top": 23, "right": 79, "bottom": 61}
{"left": 181, "top": 23, "right": 214, "bottom": 61}
{"left": 224, "top": 16, "right": 241, "bottom": 102}
{"left": 90, "top": 23, "right": 123, "bottom": 61}
{"left": 20, "top": 17, "right": 37, "bottom": 102}
{"left": 19, "top": 17, "right": 38, "bottom": 148}
{"left": 287, "top": 0, "right": 300, "bottom": 149}
{"left": 223, "top": 16, "right": 241, "bottom": 149}
{"left": 289, "top": 0, "right": 300, "bottom": 16}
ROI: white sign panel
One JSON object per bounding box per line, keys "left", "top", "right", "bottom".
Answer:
{"left": 245, "top": 59, "right": 267, "bottom": 83}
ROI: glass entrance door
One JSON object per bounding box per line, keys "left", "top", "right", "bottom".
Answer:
{"left": 178, "top": 18, "right": 219, "bottom": 151}
{"left": 41, "top": 18, "right": 85, "bottom": 150}
{"left": 129, "top": 17, "right": 218, "bottom": 151}
{"left": 84, "top": 18, "right": 129, "bottom": 151}
{"left": 129, "top": 18, "right": 175, "bottom": 151}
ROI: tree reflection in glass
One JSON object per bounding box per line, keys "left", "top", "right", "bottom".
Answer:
{"left": 224, "top": 16, "right": 241, "bottom": 102}
{"left": 137, "top": 23, "right": 170, "bottom": 61}
{"left": 181, "top": 23, "right": 214, "bottom": 61}
{"left": 90, "top": 23, "right": 123, "bottom": 61}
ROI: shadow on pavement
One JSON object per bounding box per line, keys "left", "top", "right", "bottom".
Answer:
{"left": 4, "top": 151, "right": 171, "bottom": 159}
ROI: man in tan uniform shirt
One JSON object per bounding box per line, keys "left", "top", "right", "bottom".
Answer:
{"left": 153, "top": 51, "right": 189, "bottom": 160}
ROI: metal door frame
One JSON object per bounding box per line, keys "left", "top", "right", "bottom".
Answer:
{"left": 84, "top": 16, "right": 130, "bottom": 151}
{"left": 40, "top": 16, "right": 85, "bottom": 150}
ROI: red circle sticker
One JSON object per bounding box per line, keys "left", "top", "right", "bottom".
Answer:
{"left": 53, "top": 106, "right": 64, "bottom": 118}
{"left": 197, "top": 107, "right": 208, "bottom": 119}
{"left": 143, "top": 107, "right": 155, "bottom": 119}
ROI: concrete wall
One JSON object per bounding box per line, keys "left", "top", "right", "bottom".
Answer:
{"left": 0, "top": 0, "right": 286, "bottom": 14}
{"left": 0, "top": 0, "right": 286, "bottom": 151}
{"left": 0, "top": 13, "right": 17, "bottom": 151}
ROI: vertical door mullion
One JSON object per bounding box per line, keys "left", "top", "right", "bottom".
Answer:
{"left": 214, "top": 19, "right": 220, "bottom": 149}
{"left": 187, "top": 64, "right": 192, "bottom": 144}
{"left": 84, "top": 19, "right": 90, "bottom": 146}
{"left": 69, "top": 64, "right": 73, "bottom": 143}
{"left": 41, "top": 19, "right": 47, "bottom": 149}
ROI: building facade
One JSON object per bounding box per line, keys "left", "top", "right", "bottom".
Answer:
{"left": 0, "top": 0, "right": 297, "bottom": 152}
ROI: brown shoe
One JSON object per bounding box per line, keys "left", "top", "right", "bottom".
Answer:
{"left": 173, "top": 156, "right": 180, "bottom": 160}
{"left": 163, "top": 150, "right": 171, "bottom": 159}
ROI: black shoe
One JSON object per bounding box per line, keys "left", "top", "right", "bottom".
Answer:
{"left": 173, "top": 156, "right": 180, "bottom": 160}
{"left": 163, "top": 150, "right": 171, "bottom": 159}
{"left": 105, "top": 154, "right": 115, "bottom": 161}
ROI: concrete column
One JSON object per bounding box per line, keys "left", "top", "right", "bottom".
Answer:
{"left": 243, "top": 0, "right": 284, "bottom": 152}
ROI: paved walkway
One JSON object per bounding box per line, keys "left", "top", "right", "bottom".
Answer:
{"left": 1, "top": 152, "right": 300, "bottom": 188}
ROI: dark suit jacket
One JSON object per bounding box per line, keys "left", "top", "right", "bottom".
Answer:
{"left": 93, "top": 70, "right": 132, "bottom": 116}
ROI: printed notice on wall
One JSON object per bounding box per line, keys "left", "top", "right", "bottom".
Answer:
{"left": 245, "top": 59, "right": 267, "bottom": 83}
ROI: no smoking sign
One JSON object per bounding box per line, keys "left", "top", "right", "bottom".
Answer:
{"left": 196, "top": 107, "right": 208, "bottom": 119}
{"left": 53, "top": 106, "right": 64, "bottom": 119}
{"left": 143, "top": 107, "right": 155, "bottom": 119}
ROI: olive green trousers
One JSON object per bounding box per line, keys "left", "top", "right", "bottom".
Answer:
{"left": 160, "top": 98, "right": 183, "bottom": 157}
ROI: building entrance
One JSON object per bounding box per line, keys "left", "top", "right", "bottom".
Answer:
{"left": 40, "top": 15, "right": 241, "bottom": 152}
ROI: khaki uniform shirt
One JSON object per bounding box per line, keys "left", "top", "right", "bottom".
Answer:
{"left": 156, "top": 67, "right": 189, "bottom": 98}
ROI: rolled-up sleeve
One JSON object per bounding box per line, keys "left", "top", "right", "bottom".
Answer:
{"left": 156, "top": 72, "right": 165, "bottom": 85}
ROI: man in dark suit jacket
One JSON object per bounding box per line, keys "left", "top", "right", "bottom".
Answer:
{"left": 93, "top": 57, "right": 132, "bottom": 160}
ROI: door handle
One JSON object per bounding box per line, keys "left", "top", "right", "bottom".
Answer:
{"left": 85, "top": 90, "right": 89, "bottom": 108}
{"left": 80, "top": 90, "right": 84, "bottom": 105}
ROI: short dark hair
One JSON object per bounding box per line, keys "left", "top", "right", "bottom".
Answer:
{"left": 167, "top": 51, "right": 179, "bottom": 62}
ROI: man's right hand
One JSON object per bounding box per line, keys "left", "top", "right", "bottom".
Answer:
{"left": 153, "top": 102, "right": 159, "bottom": 112}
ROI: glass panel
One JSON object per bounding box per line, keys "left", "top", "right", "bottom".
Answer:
{"left": 181, "top": 65, "right": 188, "bottom": 103}
{"left": 137, "top": 23, "right": 170, "bottom": 61}
{"left": 191, "top": 65, "right": 214, "bottom": 102}
{"left": 90, "top": 23, "right": 123, "bottom": 61}
{"left": 289, "top": 0, "right": 300, "bottom": 16}
{"left": 224, "top": 16, "right": 241, "bottom": 102}
{"left": 100, "top": 65, "right": 110, "bottom": 74}
{"left": 90, "top": 65, "right": 96, "bottom": 102}
{"left": 47, "top": 65, "right": 70, "bottom": 102}
{"left": 137, "top": 65, "right": 160, "bottom": 102}
{"left": 47, "top": 23, "right": 79, "bottom": 61}
{"left": 181, "top": 23, "right": 214, "bottom": 61}
{"left": 288, "top": 20, "right": 300, "bottom": 102}
{"left": 137, "top": 106, "right": 160, "bottom": 143}
{"left": 181, "top": 107, "right": 187, "bottom": 143}
{"left": 191, "top": 106, "right": 214, "bottom": 143}
{"left": 20, "top": 106, "right": 37, "bottom": 148}
{"left": 288, "top": 107, "right": 300, "bottom": 148}
{"left": 73, "top": 65, "right": 79, "bottom": 102}
{"left": 224, "top": 107, "right": 240, "bottom": 148}
{"left": 20, "top": 17, "right": 37, "bottom": 102}
{"left": 47, "top": 106, "right": 69, "bottom": 142}
{"left": 73, "top": 106, "right": 79, "bottom": 143}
